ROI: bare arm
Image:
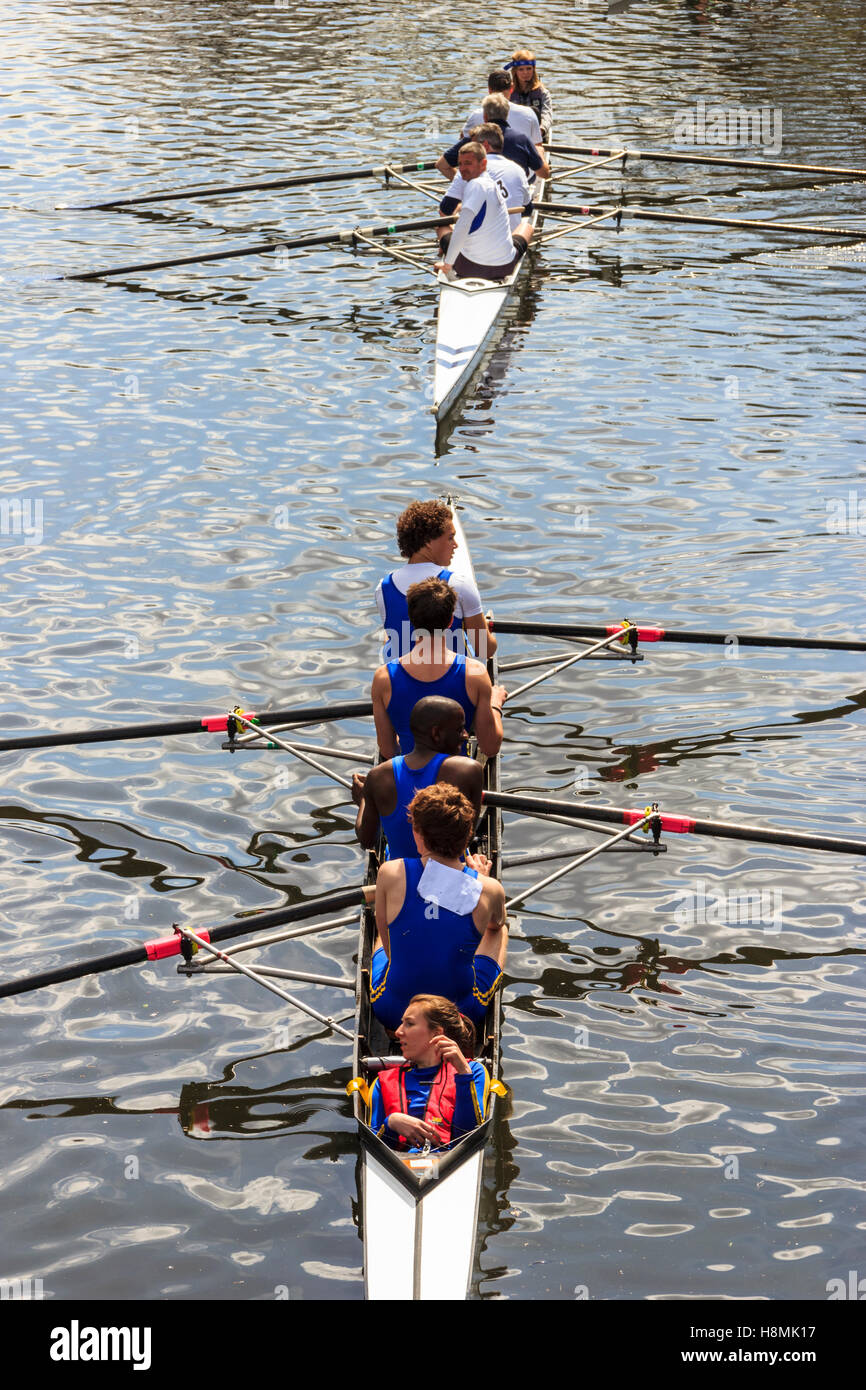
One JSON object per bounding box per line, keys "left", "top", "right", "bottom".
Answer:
{"left": 353, "top": 768, "right": 384, "bottom": 850}
{"left": 371, "top": 666, "right": 398, "bottom": 759}
{"left": 462, "top": 609, "right": 497, "bottom": 658}
{"left": 374, "top": 859, "right": 405, "bottom": 959}
{"left": 467, "top": 662, "right": 505, "bottom": 757}
{"left": 436, "top": 154, "right": 456, "bottom": 178}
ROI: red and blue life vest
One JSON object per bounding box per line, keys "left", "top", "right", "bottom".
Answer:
{"left": 377, "top": 1062, "right": 459, "bottom": 1148}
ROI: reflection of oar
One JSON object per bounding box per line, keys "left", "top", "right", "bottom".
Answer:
{"left": 0, "top": 886, "right": 363, "bottom": 1001}
{"left": 0, "top": 698, "right": 372, "bottom": 754}
{"left": 62, "top": 213, "right": 457, "bottom": 282}
{"left": 494, "top": 617, "right": 866, "bottom": 653}
{"left": 484, "top": 790, "right": 866, "bottom": 857}
{"left": 60, "top": 159, "right": 441, "bottom": 212}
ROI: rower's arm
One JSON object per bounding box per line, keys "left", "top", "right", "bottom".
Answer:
{"left": 436, "top": 155, "right": 456, "bottom": 179}
{"left": 468, "top": 663, "right": 505, "bottom": 757}
{"left": 462, "top": 610, "right": 497, "bottom": 658}
{"left": 375, "top": 859, "right": 405, "bottom": 959}
{"left": 371, "top": 666, "right": 399, "bottom": 759}
{"left": 354, "top": 768, "right": 382, "bottom": 850}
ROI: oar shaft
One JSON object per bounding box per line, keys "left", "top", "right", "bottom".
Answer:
{"left": 0, "top": 699, "right": 373, "bottom": 753}
{"left": 484, "top": 790, "right": 866, "bottom": 857}
{"left": 68, "top": 160, "right": 440, "bottom": 212}
{"left": 0, "top": 887, "right": 363, "bottom": 1000}
{"left": 233, "top": 714, "right": 352, "bottom": 790}
{"left": 536, "top": 200, "right": 865, "bottom": 240}
{"left": 64, "top": 213, "right": 457, "bottom": 282}
{"left": 492, "top": 618, "right": 866, "bottom": 653}
{"left": 546, "top": 144, "right": 866, "bottom": 179}
{"left": 505, "top": 817, "right": 649, "bottom": 909}
{"left": 506, "top": 627, "right": 635, "bottom": 699}
{"left": 177, "top": 927, "right": 355, "bottom": 1039}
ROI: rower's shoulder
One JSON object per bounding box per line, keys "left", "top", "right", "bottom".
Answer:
{"left": 464, "top": 654, "right": 491, "bottom": 682}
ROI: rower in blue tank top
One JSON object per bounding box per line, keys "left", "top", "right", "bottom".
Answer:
{"left": 371, "top": 576, "right": 507, "bottom": 758}
{"left": 353, "top": 696, "right": 482, "bottom": 860}
{"left": 375, "top": 499, "right": 496, "bottom": 660}
{"left": 371, "top": 784, "right": 508, "bottom": 1031}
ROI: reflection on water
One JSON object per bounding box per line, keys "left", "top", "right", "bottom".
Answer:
{"left": 0, "top": 0, "right": 864, "bottom": 1300}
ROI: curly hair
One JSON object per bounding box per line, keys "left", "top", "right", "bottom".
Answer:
{"left": 407, "top": 994, "right": 477, "bottom": 1056}
{"left": 409, "top": 782, "right": 475, "bottom": 858}
{"left": 395, "top": 500, "right": 452, "bottom": 559}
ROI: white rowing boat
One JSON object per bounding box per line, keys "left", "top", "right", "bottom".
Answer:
{"left": 432, "top": 167, "right": 549, "bottom": 421}
{"left": 349, "top": 501, "right": 504, "bottom": 1300}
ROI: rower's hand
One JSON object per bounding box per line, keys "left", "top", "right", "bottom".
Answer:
{"left": 434, "top": 261, "right": 456, "bottom": 280}
{"left": 491, "top": 684, "right": 507, "bottom": 709}
{"left": 351, "top": 772, "right": 366, "bottom": 805}
{"left": 430, "top": 1033, "right": 472, "bottom": 1074}
{"left": 387, "top": 1112, "right": 442, "bottom": 1146}
{"left": 465, "top": 850, "right": 492, "bottom": 876}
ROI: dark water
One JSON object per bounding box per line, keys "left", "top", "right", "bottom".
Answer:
{"left": 1, "top": 1, "right": 864, "bottom": 1302}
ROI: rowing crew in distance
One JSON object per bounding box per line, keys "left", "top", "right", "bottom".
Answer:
{"left": 433, "top": 54, "right": 553, "bottom": 282}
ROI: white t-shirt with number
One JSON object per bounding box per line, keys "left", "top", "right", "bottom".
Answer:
{"left": 444, "top": 170, "right": 515, "bottom": 267}
{"left": 445, "top": 154, "right": 530, "bottom": 231}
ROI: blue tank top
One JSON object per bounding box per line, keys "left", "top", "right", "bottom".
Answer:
{"left": 374, "top": 858, "right": 481, "bottom": 1008}
{"left": 385, "top": 654, "right": 476, "bottom": 754}
{"left": 381, "top": 569, "right": 461, "bottom": 659}
{"left": 381, "top": 753, "right": 448, "bottom": 860}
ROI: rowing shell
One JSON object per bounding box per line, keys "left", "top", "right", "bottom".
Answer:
{"left": 350, "top": 501, "right": 504, "bottom": 1300}
{"left": 431, "top": 165, "right": 549, "bottom": 421}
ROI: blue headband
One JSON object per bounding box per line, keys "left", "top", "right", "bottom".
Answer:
{"left": 505, "top": 58, "right": 536, "bottom": 69}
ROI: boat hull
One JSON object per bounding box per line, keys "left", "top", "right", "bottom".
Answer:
{"left": 432, "top": 173, "right": 549, "bottom": 420}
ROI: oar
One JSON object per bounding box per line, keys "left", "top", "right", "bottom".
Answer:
{"left": 484, "top": 790, "right": 866, "bottom": 857}
{"left": 506, "top": 626, "right": 637, "bottom": 701}
{"left": 59, "top": 159, "right": 441, "bottom": 212}
{"left": 505, "top": 817, "right": 652, "bottom": 910}
{"left": 231, "top": 712, "right": 353, "bottom": 790}
{"left": 0, "top": 698, "right": 373, "bottom": 754}
{"left": 0, "top": 886, "right": 364, "bottom": 1001}
{"left": 546, "top": 143, "right": 866, "bottom": 181}
{"left": 535, "top": 199, "right": 865, "bottom": 241}
{"left": 175, "top": 926, "right": 355, "bottom": 1040}
{"left": 62, "top": 213, "right": 457, "bottom": 282}
{"left": 492, "top": 618, "right": 866, "bottom": 653}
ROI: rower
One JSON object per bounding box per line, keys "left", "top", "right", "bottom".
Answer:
{"left": 439, "top": 123, "right": 531, "bottom": 236}
{"left": 507, "top": 49, "right": 553, "bottom": 142}
{"left": 432, "top": 141, "right": 534, "bottom": 284}
{"left": 372, "top": 576, "right": 506, "bottom": 758}
{"left": 460, "top": 68, "right": 543, "bottom": 152}
{"left": 436, "top": 94, "right": 550, "bottom": 183}
{"left": 377, "top": 498, "right": 495, "bottom": 660}
{"left": 370, "top": 783, "right": 507, "bottom": 1031}
{"left": 367, "top": 994, "right": 490, "bottom": 1151}
{"left": 353, "top": 695, "right": 482, "bottom": 859}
